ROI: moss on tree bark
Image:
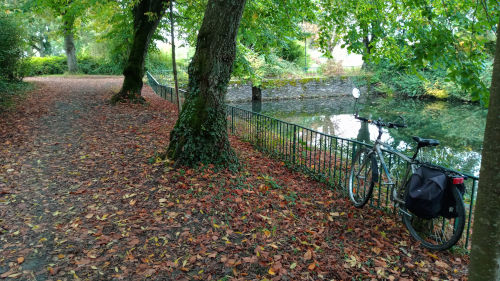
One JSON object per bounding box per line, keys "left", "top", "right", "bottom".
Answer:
{"left": 469, "top": 19, "right": 500, "bottom": 281}
{"left": 167, "top": 0, "right": 247, "bottom": 168}
{"left": 111, "top": 0, "right": 169, "bottom": 104}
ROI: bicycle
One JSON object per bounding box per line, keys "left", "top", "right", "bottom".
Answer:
{"left": 347, "top": 92, "right": 466, "bottom": 251}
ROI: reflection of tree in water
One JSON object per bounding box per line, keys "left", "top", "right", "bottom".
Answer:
{"left": 252, "top": 100, "right": 262, "bottom": 113}
{"left": 315, "top": 115, "right": 337, "bottom": 136}
{"left": 356, "top": 122, "right": 370, "bottom": 144}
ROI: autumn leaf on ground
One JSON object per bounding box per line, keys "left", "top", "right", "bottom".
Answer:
{"left": 0, "top": 77, "right": 470, "bottom": 280}
{"left": 303, "top": 249, "right": 312, "bottom": 261}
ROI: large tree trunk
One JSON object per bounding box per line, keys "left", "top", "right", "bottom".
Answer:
{"left": 469, "top": 19, "right": 500, "bottom": 281}
{"left": 111, "top": 0, "right": 169, "bottom": 104}
{"left": 166, "top": 0, "right": 247, "bottom": 168}
{"left": 63, "top": 19, "right": 78, "bottom": 73}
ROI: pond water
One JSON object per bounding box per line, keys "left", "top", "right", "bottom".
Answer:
{"left": 230, "top": 96, "right": 487, "bottom": 177}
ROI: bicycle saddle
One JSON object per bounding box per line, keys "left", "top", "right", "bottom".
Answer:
{"left": 413, "top": 136, "right": 440, "bottom": 147}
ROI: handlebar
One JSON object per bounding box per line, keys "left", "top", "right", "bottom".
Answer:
{"left": 354, "top": 114, "right": 407, "bottom": 129}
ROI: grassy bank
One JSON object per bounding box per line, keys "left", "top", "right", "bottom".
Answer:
{"left": 0, "top": 80, "right": 34, "bottom": 112}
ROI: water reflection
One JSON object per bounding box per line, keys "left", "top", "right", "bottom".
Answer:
{"left": 252, "top": 100, "right": 262, "bottom": 113}
{"left": 230, "top": 96, "right": 487, "bottom": 176}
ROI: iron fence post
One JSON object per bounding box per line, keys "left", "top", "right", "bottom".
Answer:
{"left": 231, "top": 107, "right": 235, "bottom": 134}
{"left": 292, "top": 125, "right": 297, "bottom": 165}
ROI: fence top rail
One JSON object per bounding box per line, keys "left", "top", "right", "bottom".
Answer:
{"left": 146, "top": 72, "right": 160, "bottom": 86}
{"left": 147, "top": 71, "right": 187, "bottom": 95}
{"left": 230, "top": 104, "right": 384, "bottom": 146}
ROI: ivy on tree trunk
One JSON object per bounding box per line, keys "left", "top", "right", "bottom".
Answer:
{"left": 111, "top": 0, "right": 169, "bottom": 104}
{"left": 469, "top": 19, "right": 500, "bottom": 281}
{"left": 167, "top": 0, "right": 247, "bottom": 168}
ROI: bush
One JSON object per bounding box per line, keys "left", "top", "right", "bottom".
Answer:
{"left": 22, "top": 56, "right": 123, "bottom": 76}
{"left": 77, "top": 56, "right": 122, "bottom": 75}
{"left": 277, "top": 41, "right": 305, "bottom": 63}
{"left": 369, "top": 60, "right": 473, "bottom": 101}
{"left": 320, "top": 59, "right": 345, "bottom": 76}
{"left": 145, "top": 50, "right": 190, "bottom": 87}
{"left": 22, "top": 56, "right": 67, "bottom": 76}
{"left": 0, "top": 14, "right": 24, "bottom": 81}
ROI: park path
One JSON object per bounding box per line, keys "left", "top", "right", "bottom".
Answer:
{"left": 0, "top": 77, "right": 468, "bottom": 280}
{"left": 0, "top": 77, "right": 175, "bottom": 280}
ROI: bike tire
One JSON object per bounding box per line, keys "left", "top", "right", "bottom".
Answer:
{"left": 402, "top": 185, "right": 466, "bottom": 251}
{"left": 348, "top": 147, "right": 376, "bottom": 208}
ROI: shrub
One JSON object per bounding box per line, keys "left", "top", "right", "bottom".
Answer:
{"left": 145, "top": 50, "right": 190, "bottom": 87}
{"left": 367, "top": 58, "right": 495, "bottom": 102}
{"left": 77, "top": 56, "right": 122, "bottom": 75}
{"left": 277, "top": 41, "right": 305, "bottom": 63}
{"left": 22, "top": 56, "right": 123, "bottom": 76}
{"left": 0, "top": 14, "right": 24, "bottom": 81}
{"left": 22, "top": 56, "right": 67, "bottom": 76}
{"left": 320, "top": 59, "right": 345, "bottom": 76}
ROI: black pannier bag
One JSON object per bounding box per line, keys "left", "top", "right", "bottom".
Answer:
{"left": 405, "top": 166, "right": 447, "bottom": 219}
{"left": 440, "top": 177, "right": 466, "bottom": 218}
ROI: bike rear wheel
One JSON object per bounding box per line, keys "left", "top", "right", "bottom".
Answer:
{"left": 402, "top": 185, "right": 466, "bottom": 251}
{"left": 348, "top": 147, "right": 376, "bottom": 208}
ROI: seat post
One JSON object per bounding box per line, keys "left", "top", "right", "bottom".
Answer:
{"left": 412, "top": 144, "right": 422, "bottom": 161}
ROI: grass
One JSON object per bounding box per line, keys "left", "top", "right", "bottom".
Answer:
{"left": 0, "top": 80, "right": 34, "bottom": 112}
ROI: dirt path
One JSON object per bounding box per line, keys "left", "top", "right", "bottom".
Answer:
{"left": 0, "top": 77, "right": 468, "bottom": 280}
{"left": 0, "top": 77, "right": 175, "bottom": 280}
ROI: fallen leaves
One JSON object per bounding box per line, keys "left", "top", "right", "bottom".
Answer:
{"left": 0, "top": 77, "right": 470, "bottom": 280}
{"left": 303, "top": 249, "right": 312, "bottom": 261}
{"left": 307, "top": 261, "right": 316, "bottom": 270}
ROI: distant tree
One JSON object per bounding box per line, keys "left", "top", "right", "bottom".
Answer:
{"left": 166, "top": 0, "right": 246, "bottom": 167}
{"left": 469, "top": 18, "right": 500, "bottom": 281}
{"left": 318, "top": 0, "right": 385, "bottom": 68}
{"left": 29, "top": 0, "right": 91, "bottom": 73}
{"left": 24, "top": 18, "right": 55, "bottom": 57}
{"left": 111, "top": 0, "right": 170, "bottom": 104}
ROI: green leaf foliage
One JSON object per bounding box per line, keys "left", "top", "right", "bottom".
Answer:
{"left": 318, "top": 0, "right": 499, "bottom": 107}
{"left": 21, "top": 55, "right": 123, "bottom": 76}
{"left": 0, "top": 13, "right": 25, "bottom": 81}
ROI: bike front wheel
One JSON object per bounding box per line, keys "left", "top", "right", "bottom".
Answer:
{"left": 348, "top": 147, "right": 376, "bottom": 208}
{"left": 402, "top": 185, "right": 466, "bottom": 251}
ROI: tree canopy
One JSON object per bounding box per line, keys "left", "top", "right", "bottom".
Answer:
{"left": 319, "top": 0, "right": 499, "bottom": 105}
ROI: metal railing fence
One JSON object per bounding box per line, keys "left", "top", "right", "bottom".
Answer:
{"left": 146, "top": 72, "right": 479, "bottom": 250}
{"left": 147, "top": 72, "right": 186, "bottom": 108}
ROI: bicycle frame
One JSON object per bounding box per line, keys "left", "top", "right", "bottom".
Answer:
{"left": 367, "top": 134, "right": 416, "bottom": 208}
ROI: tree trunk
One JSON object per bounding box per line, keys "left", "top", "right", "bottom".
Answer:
{"left": 469, "top": 19, "right": 500, "bottom": 281}
{"left": 63, "top": 19, "right": 78, "bottom": 73}
{"left": 111, "top": 0, "right": 170, "bottom": 104}
{"left": 252, "top": 85, "right": 262, "bottom": 101}
{"left": 166, "top": 0, "right": 247, "bottom": 168}
{"left": 41, "top": 33, "right": 52, "bottom": 57}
